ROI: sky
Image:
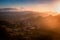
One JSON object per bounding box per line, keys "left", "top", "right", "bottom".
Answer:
{"left": 0, "top": 0, "right": 53, "bottom": 7}
{"left": 0, "top": 0, "right": 60, "bottom": 12}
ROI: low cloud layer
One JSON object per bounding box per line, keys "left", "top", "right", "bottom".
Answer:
{"left": 0, "top": 8, "right": 25, "bottom": 12}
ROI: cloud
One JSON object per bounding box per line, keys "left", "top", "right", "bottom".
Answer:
{"left": 0, "top": 8, "right": 17, "bottom": 12}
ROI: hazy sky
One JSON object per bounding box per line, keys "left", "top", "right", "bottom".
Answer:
{"left": 0, "top": 0, "right": 60, "bottom": 12}
{"left": 0, "top": 0, "right": 53, "bottom": 7}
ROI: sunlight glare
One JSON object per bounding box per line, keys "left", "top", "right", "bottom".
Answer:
{"left": 55, "top": 6, "right": 60, "bottom": 13}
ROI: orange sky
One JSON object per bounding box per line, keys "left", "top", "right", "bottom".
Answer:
{"left": 14, "top": 1, "right": 60, "bottom": 13}
{"left": 1, "top": 0, "right": 60, "bottom": 13}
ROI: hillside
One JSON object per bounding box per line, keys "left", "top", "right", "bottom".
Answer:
{"left": 0, "top": 11, "right": 60, "bottom": 40}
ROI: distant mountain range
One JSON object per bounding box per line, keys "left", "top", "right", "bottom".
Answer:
{"left": 0, "top": 8, "right": 60, "bottom": 15}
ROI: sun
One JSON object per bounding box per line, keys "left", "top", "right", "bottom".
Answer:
{"left": 53, "top": 1, "right": 60, "bottom": 13}
{"left": 55, "top": 5, "right": 60, "bottom": 13}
